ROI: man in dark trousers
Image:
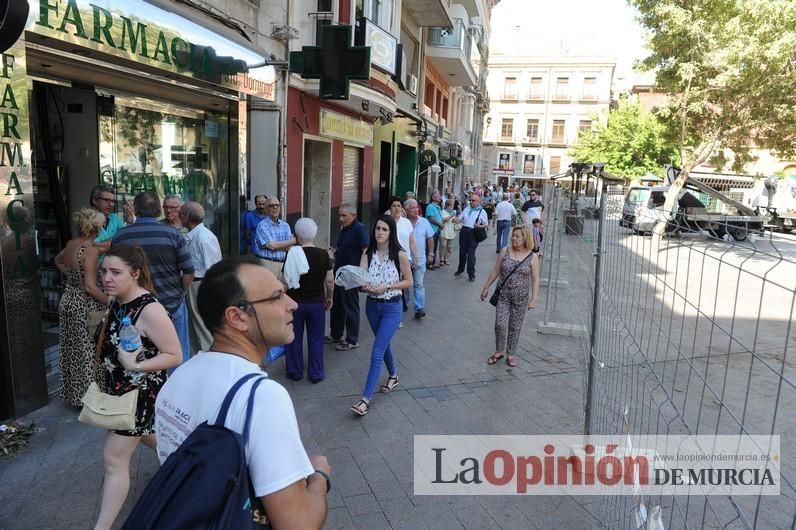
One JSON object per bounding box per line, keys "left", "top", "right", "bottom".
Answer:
{"left": 326, "top": 204, "right": 369, "bottom": 351}
{"left": 453, "top": 194, "right": 488, "bottom": 282}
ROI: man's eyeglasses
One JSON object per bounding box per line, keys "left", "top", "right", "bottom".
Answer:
{"left": 235, "top": 292, "right": 283, "bottom": 309}
{"left": 97, "top": 197, "right": 115, "bottom": 203}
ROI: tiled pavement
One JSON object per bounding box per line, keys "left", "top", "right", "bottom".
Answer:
{"left": 0, "top": 232, "right": 602, "bottom": 529}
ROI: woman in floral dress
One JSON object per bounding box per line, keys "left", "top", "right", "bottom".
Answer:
{"left": 93, "top": 245, "right": 182, "bottom": 530}
{"left": 55, "top": 208, "right": 109, "bottom": 406}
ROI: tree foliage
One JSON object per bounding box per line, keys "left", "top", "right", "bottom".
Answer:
{"left": 571, "top": 96, "right": 678, "bottom": 178}
{"left": 630, "top": 0, "right": 796, "bottom": 173}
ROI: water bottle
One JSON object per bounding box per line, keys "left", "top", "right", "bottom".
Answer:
{"left": 119, "top": 316, "right": 142, "bottom": 352}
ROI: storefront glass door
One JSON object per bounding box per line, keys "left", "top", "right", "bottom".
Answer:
{"left": 98, "top": 95, "right": 232, "bottom": 252}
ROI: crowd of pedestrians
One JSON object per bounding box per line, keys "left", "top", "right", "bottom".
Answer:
{"left": 53, "top": 181, "right": 544, "bottom": 529}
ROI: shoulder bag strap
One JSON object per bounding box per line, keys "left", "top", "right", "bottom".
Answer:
{"left": 243, "top": 376, "right": 268, "bottom": 444}
{"left": 495, "top": 251, "right": 533, "bottom": 291}
{"left": 94, "top": 296, "right": 116, "bottom": 363}
{"left": 215, "top": 373, "right": 262, "bottom": 425}
{"left": 94, "top": 312, "right": 110, "bottom": 364}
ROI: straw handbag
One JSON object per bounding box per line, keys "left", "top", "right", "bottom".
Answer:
{"left": 78, "top": 314, "right": 138, "bottom": 430}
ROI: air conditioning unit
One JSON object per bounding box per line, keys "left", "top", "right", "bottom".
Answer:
{"left": 407, "top": 75, "right": 418, "bottom": 96}
{"left": 271, "top": 24, "right": 299, "bottom": 41}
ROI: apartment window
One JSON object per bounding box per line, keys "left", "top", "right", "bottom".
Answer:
{"left": 503, "top": 77, "right": 517, "bottom": 99}
{"left": 311, "top": 0, "right": 334, "bottom": 45}
{"left": 423, "top": 81, "right": 434, "bottom": 112}
{"left": 529, "top": 77, "right": 543, "bottom": 99}
{"left": 442, "top": 97, "right": 449, "bottom": 123}
{"left": 526, "top": 119, "right": 539, "bottom": 141}
{"left": 500, "top": 118, "right": 514, "bottom": 141}
{"left": 582, "top": 77, "right": 597, "bottom": 100}
{"left": 550, "top": 156, "right": 561, "bottom": 175}
{"left": 579, "top": 120, "right": 593, "bottom": 134}
{"left": 401, "top": 30, "right": 420, "bottom": 91}
{"left": 356, "top": 0, "right": 394, "bottom": 30}
{"left": 551, "top": 120, "right": 566, "bottom": 144}
{"left": 555, "top": 77, "right": 570, "bottom": 100}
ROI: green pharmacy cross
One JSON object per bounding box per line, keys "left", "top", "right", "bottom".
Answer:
{"left": 289, "top": 24, "right": 371, "bottom": 100}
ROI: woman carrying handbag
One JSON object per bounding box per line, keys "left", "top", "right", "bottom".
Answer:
{"left": 91, "top": 245, "right": 182, "bottom": 530}
{"left": 479, "top": 225, "right": 540, "bottom": 367}
{"left": 54, "top": 208, "right": 110, "bottom": 407}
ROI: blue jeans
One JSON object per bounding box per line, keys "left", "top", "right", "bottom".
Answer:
{"left": 170, "top": 299, "right": 190, "bottom": 363}
{"left": 330, "top": 285, "right": 361, "bottom": 344}
{"left": 412, "top": 260, "right": 426, "bottom": 311}
{"left": 457, "top": 227, "right": 478, "bottom": 279}
{"left": 496, "top": 220, "right": 511, "bottom": 251}
{"left": 287, "top": 302, "right": 325, "bottom": 381}
{"left": 362, "top": 298, "right": 401, "bottom": 400}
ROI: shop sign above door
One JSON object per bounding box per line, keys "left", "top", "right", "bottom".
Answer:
{"left": 419, "top": 149, "right": 436, "bottom": 167}
{"left": 27, "top": 0, "right": 276, "bottom": 100}
{"left": 319, "top": 109, "right": 373, "bottom": 146}
{"left": 361, "top": 18, "right": 396, "bottom": 76}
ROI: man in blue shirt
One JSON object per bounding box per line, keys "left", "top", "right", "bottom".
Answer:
{"left": 112, "top": 192, "right": 195, "bottom": 361}
{"left": 90, "top": 185, "right": 125, "bottom": 254}
{"left": 254, "top": 197, "right": 295, "bottom": 282}
{"left": 326, "top": 204, "right": 369, "bottom": 351}
{"left": 425, "top": 190, "right": 444, "bottom": 270}
{"left": 244, "top": 195, "right": 268, "bottom": 254}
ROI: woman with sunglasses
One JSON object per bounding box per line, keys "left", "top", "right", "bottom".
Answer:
{"left": 350, "top": 216, "right": 413, "bottom": 416}
{"left": 93, "top": 245, "right": 182, "bottom": 530}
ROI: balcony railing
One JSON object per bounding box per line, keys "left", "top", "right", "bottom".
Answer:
{"left": 427, "top": 19, "right": 472, "bottom": 60}
{"left": 309, "top": 12, "right": 334, "bottom": 46}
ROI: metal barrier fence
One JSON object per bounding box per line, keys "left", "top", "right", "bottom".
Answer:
{"left": 543, "top": 186, "right": 796, "bottom": 529}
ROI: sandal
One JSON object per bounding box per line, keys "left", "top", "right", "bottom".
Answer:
{"left": 487, "top": 352, "right": 505, "bottom": 365}
{"left": 506, "top": 356, "right": 519, "bottom": 367}
{"left": 350, "top": 398, "right": 370, "bottom": 416}
{"left": 380, "top": 375, "right": 400, "bottom": 393}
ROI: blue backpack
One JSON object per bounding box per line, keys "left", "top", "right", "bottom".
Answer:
{"left": 122, "top": 372, "right": 271, "bottom": 529}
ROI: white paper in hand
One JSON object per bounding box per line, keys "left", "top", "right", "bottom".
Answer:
{"left": 334, "top": 265, "right": 372, "bottom": 289}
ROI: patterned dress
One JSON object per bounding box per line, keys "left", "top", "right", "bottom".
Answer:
{"left": 494, "top": 250, "right": 534, "bottom": 356}
{"left": 100, "top": 293, "right": 168, "bottom": 436}
{"left": 58, "top": 244, "right": 105, "bottom": 407}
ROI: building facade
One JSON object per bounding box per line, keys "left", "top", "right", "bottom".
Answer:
{"left": 481, "top": 55, "right": 615, "bottom": 189}
{"left": 420, "top": 0, "right": 498, "bottom": 199}
{"left": 0, "top": 0, "right": 498, "bottom": 419}
{"left": 0, "top": 0, "right": 284, "bottom": 419}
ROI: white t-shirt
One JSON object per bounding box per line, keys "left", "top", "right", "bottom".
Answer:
{"left": 395, "top": 216, "right": 414, "bottom": 260}
{"left": 495, "top": 200, "right": 516, "bottom": 222}
{"left": 155, "top": 352, "right": 314, "bottom": 497}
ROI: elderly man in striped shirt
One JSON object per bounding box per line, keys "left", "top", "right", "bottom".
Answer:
{"left": 254, "top": 196, "right": 295, "bottom": 282}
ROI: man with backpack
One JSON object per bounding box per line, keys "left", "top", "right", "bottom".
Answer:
{"left": 151, "top": 256, "right": 330, "bottom": 529}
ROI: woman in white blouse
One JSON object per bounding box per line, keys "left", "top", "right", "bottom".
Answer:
{"left": 350, "top": 215, "right": 413, "bottom": 416}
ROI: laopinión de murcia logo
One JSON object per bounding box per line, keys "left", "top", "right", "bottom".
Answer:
{"left": 1, "top": 0, "right": 29, "bottom": 54}
{"left": 414, "top": 435, "right": 780, "bottom": 496}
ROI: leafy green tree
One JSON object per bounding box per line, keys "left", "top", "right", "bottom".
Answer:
{"left": 571, "top": 96, "right": 678, "bottom": 179}
{"left": 629, "top": 0, "right": 796, "bottom": 221}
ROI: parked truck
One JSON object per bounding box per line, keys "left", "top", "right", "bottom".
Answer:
{"left": 753, "top": 175, "right": 796, "bottom": 233}
{"left": 621, "top": 176, "right": 765, "bottom": 241}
